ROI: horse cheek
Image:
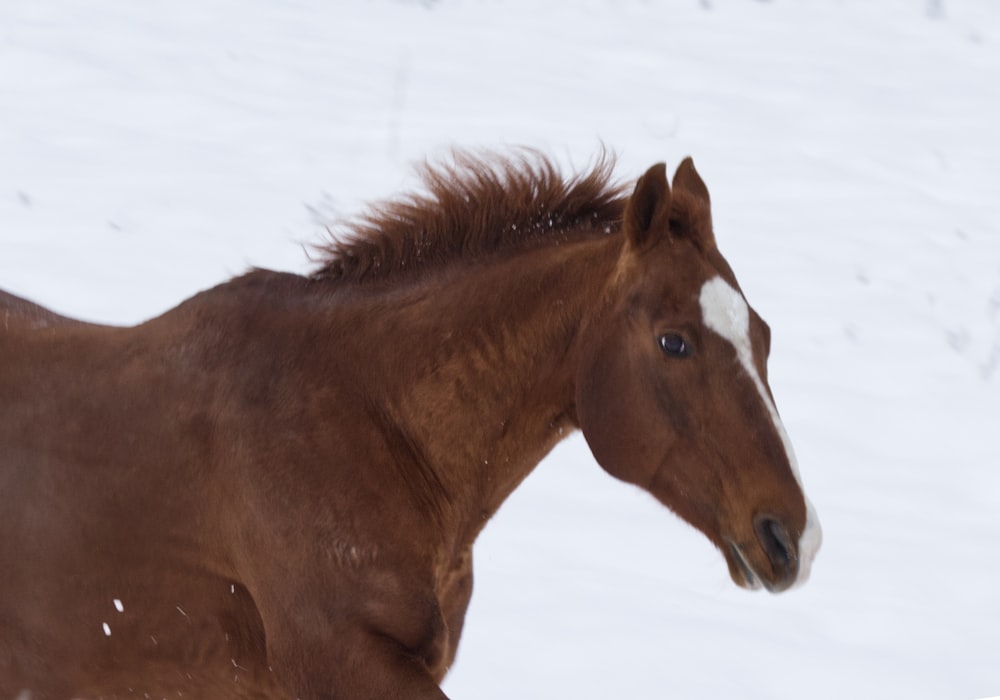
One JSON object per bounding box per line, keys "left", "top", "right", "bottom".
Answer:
{"left": 576, "top": 341, "right": 662, "bottom": 489}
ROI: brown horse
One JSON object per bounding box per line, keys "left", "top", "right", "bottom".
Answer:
{"left": 0, "top": 151, "right": 820, "bottom": 699}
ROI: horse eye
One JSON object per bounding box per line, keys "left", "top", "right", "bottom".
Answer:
{"left": 658, "top": 333, "right": 691, "bottom": 358}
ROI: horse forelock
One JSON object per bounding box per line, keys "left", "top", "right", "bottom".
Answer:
{"left": 311, "top": 149, "right": 630, "bottom": 283}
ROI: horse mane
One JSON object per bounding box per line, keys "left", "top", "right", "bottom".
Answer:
{"left": 311, "top": 149, "right": 629, "bottom": 283}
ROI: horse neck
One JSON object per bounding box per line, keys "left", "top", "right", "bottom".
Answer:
{"left": 358, "top": 233, "right": 622, "bottom": 547}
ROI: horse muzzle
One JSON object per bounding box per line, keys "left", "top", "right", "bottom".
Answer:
{"left": 724, "top": 515, "right": 801, "bottom": 593}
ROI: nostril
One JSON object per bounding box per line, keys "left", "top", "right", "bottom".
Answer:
{"left": 754, "top": 515, "right": 797, "bottom": 571}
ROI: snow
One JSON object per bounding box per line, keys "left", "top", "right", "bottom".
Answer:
{"left": 2, "top": 1, "right": 998, "bottom": 698}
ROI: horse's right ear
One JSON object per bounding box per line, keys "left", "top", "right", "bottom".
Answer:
{"left": 624, "top": 163, "right": 671, "bottom": 251}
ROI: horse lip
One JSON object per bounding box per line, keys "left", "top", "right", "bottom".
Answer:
{"left": 727, "top": 540, "right": 798, "bottom": 594}
{"left": 726, "top": 541, "right": 760, "bottom": 590}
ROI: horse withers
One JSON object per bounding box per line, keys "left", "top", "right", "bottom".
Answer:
{"left": 0, "top": 151, "right": 820, "bottom": 699}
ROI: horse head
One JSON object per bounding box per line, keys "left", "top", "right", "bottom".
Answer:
{"left": 576, "top": 160, "right": 821, "bottom": 592}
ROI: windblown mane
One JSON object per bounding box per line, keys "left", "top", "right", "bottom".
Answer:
{"left": 312, "top": 150, "right": 628, "bottom": 283}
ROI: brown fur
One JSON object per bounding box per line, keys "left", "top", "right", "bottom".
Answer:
{"left": 0, "top": 151, "right": 808, "bottom": 699}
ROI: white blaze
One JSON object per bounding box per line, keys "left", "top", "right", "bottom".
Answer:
{"left": 699, "top": 276, "right": 822, "bottom": 587}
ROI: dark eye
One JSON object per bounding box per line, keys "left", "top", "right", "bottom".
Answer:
{"left": 658, "top": 333, "right": 691, "bottom": 358}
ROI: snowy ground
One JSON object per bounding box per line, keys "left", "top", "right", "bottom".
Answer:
{"left": 2, "top": 1, "right": 999, "bottom": 698}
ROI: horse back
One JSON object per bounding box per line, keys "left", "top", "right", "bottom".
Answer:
{"left": 0, "top": 288, "right": 106, "bottom": 331}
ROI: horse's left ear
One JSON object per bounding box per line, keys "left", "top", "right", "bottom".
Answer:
{"left": 671, "top": 157, "right": 715, "bottom": 249}
{"left": 624, "top": 162, "right": 672, "bottom": 251}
